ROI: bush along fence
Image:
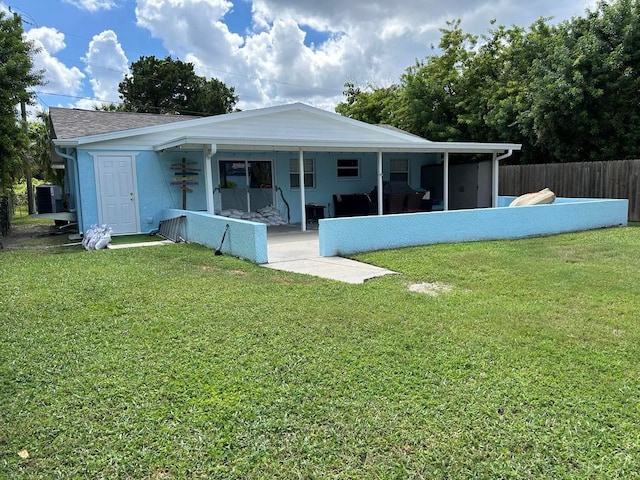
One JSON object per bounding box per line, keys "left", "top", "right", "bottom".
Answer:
{"left": 500, "top": 159, "right": 640, "bottom": 221}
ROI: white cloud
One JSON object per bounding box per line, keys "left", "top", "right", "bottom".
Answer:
{"left": 135, "top": 0, "right": 357, "bottom": 109}
{"left": 6, "top": 0, "right": 601, "bottom": 114}
{"left": 24, "top": 27, "right": 85, "bottom": 96}
{"left": 135, "top": 0, "right": 253, "bottom": 100}
{"left": 63, "top": 0, "right": 116, "bottom": 12}
{"left": 25, "top": 26, "right": 66, "bottom": 53}
{"left": 83, "top": 30, "right": 129, "bottom": 103}
{"left": 134, "top": 0, "right": 600, "bottom": 111}
{"left": 136, "top": 0, "right": 242, "bottom": 52}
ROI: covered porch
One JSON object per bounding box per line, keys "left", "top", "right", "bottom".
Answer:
{"left": 155, "top": 135, "right": 522, "bottom": 232}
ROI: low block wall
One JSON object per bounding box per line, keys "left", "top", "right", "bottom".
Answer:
{"left": 163, "top": 209, "right": 268, "bottom": 264}
{"left": 319, "top": 197, "right": 629, "bottom": 257}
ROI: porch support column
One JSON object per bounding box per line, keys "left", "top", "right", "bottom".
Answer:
{"left": 204, "top": 144, "right": 216, "bottom": 214}
{"left": 443, "top": 151, "right": 450, "bottom": 211}
{"left": 299, "top": 148, "right": 306, "bottom": 231}
{"left": 377, "top": 149, "right": 384, "bottom": 215}
{"left": 492, "top": 151, "right": 499, "bottom": 207}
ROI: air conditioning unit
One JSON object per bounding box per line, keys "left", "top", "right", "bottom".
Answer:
{"left": 36, "top": 184, "right": 63, "bottom": 214}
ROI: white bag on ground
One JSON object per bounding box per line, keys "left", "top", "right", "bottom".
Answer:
{"left": 82, "top": 224, "right": 112, "bottom": 250}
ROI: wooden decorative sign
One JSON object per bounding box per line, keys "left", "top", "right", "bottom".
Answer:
{"left": 170, "top": 157, "right": 200, "bottom": 209}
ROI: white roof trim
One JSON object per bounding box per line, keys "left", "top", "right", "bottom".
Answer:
{"left": 211, "top": 139, "right": 523, "bottom": 153}
{"left": 154, "top": 135, "right": 521, "bottom": 154}
{"left": 154, "top": 136, "right": 217, "bottom": 151}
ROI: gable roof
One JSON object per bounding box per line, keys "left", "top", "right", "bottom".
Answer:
{"left": 51, "top": 102, "right": 521, "bottom": 154}
{"left": 49, "top": 107, "right": 201, "bottom": 140}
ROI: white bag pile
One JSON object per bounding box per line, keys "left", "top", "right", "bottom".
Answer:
{"left": 82, "top": 224, "right": 113, "bottom": 250}
{"left": 218, "top": 205, "right": 287, "bottom": 226}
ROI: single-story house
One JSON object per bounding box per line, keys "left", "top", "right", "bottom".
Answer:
{"left": 50, "top": 102, "right": 523, "bottom": 236}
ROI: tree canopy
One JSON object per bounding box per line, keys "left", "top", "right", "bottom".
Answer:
{"left": 118, "top": 55, "right": 238, "bottom": 116}
{"left": 0, "top": 11, "right": 42, "bottom": 192}
{"left": 336, "top": 0, "right": 640, "bottom": 164}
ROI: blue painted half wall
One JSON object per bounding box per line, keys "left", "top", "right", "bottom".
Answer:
{"left": 163, "top": 209, "right": 268, "bottom": 264}
{"left": 319, "top": 197, "right": 629, "bottom": 257}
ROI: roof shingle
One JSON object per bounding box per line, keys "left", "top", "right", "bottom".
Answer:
{"left": 49, "top": 107, "right": 202, "bottom": 140}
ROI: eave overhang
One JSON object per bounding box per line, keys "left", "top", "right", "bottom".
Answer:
{"left": 153, "top": 135, "right": 522, "bottom": 154}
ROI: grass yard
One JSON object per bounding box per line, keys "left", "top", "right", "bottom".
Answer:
{"left": 1, "top": 224, "right": 639, "bottom": 478}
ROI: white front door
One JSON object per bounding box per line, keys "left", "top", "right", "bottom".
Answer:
{"left": 96, "top": 155, "right": 138, "bottom": 234}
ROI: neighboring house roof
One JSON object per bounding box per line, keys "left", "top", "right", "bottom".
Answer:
{"left": 51, "top": 102, "right": 521, "bottom": 155}
{"left": 49, "top": 107, "right": 201, "bottom": 140}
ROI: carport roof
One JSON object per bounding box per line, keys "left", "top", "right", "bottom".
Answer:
{"left": 51, "top": 102, "right": 521, "bottom": 154}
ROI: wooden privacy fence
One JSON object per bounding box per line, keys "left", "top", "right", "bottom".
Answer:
{"left": 500, "top": 159, "right": 640, "bottom": 221}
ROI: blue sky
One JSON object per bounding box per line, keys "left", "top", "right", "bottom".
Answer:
{"left": 2, "top": 0, "right": 596, "bottom": 115}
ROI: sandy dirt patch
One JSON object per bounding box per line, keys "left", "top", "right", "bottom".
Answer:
{"left": 408, "top": 281, "right": 453, "bottom": 296}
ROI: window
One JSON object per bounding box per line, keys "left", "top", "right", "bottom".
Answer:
{"left": 289, "top": 158, "right": 315, "bottom": 188}
{"left": 337, "top": 158, "right": 359, "bottom": 178}
{"left": 390, "top": 158, "right": 409, "bottom": 182}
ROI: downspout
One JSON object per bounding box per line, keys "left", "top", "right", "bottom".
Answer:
{"left": 54, "top": 146, "right": 83, "bottom": 231}
{"left": 443, "top": 151, "right": 450, "bottom": 211}
{"left": 298, "top": 148, "right": 306, "bottom": 231}
{"left": 493, "top": 149, "right": 513, "bottom": 207}
{"left": 496, "top": 149, "right": 514, "bottom": 162}
{"left": 377, "top": 150, "right": 383, "bottom": 215}
{"left": 204, "top": 144, "right": 217, "bottom": 214}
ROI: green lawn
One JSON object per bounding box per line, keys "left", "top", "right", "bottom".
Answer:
{"left": 1, "top": 225, "right": 639, "bottom": 478}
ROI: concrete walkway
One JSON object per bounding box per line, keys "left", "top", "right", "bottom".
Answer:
{"left": 108, "top": 239, "right": 174, "bottom": 249}
{"left": 263, "top": 227, "right": 395, "bottom": 284}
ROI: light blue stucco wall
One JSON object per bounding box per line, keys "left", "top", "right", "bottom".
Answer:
{"left": 74, "top": 149, "right": 206, "bottom": 234}
{"left": 141, "top": 151, "right": 206, "bottom": 231}
{"left": 62, "top": 151, "right": 83, "bottom": 230}
{"left": 164, "top": 209, "right": 268, "bottom": 264}
{"left": 319, "top": 197, "right": 629, "bottom": 256}
{"left": 76, "top": 150, "right": 98, "bottom": 231}
{"left": 75, "top": 147, "right": 435, "bottom": 234}
{"left": 164, "top": 198, "right": 627, "bottom": 264}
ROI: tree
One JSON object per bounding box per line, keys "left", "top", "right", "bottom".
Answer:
{"left": 398, "top": 20, "right": 478, "bottom": 142}
{"left": 470, "top": 19, "right": 560, "bottom": 163}
{"left": 337, "top": 1, "right": 640, "bottom": 163}
{"left": 95, "top": 103, "right": 124, "bottom": 112}
{"left": 522, "top": 0, "right": 640, "bottom": 162}
{"left": 28, "top": 112, "right": 58, "bottom": 183}
{"left": 0, "top": 11, "right": 42, "bottom": 193}
{"left": 456, "top": 22, "right": 525, "bottom": 145}
{"left": 118, "top": 56, "right": 238, "bottom": 116}
{"left": 335, "top": 82, "right": 401, "bottom": 125}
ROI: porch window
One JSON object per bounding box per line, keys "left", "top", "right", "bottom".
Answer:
{"left": 289, "top": 158, "right": 315, "bottom": 188}
{"left": 390, "top": 158, "right": 409, "bottom": 182}
{"left": 337, "top": 158, "right": 359, "bottom": 178}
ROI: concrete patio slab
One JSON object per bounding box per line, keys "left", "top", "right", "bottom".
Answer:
{"left": 263, "top": 227, "right": 395, "bottom": 284}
